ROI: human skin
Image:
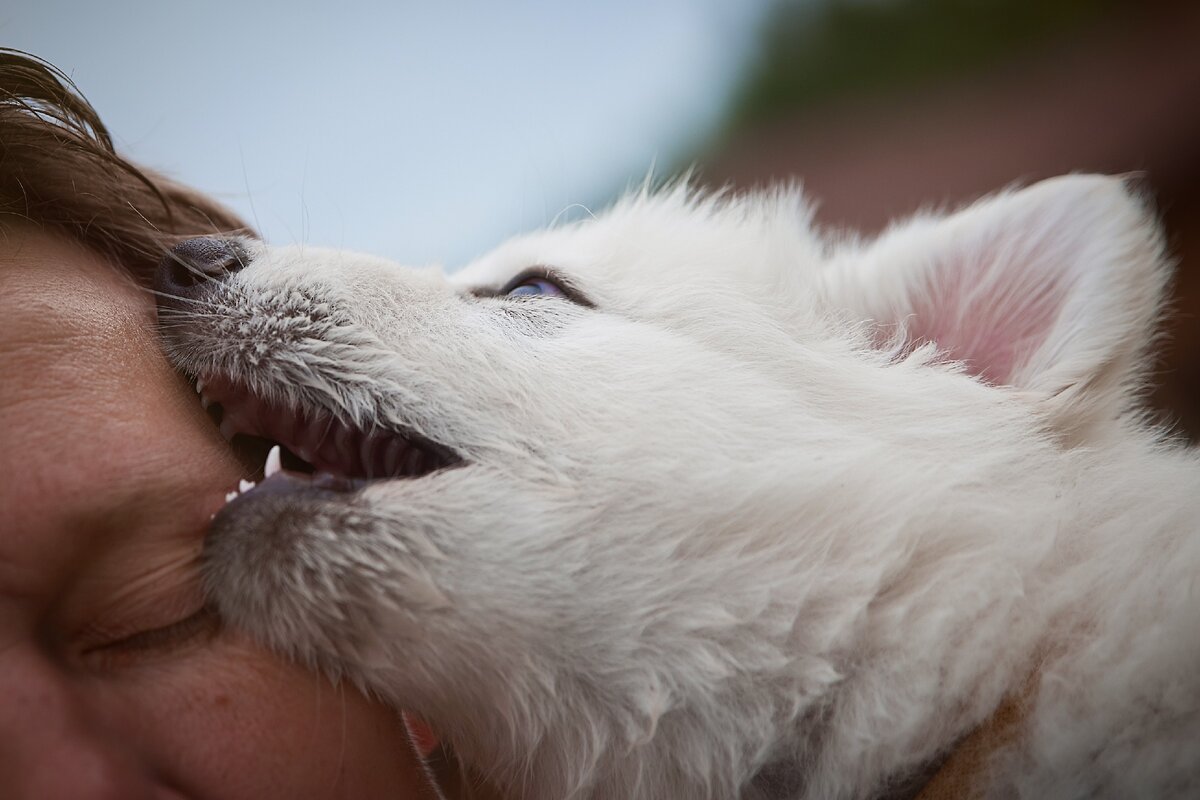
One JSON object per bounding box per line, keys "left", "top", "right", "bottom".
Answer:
{"left": 0, "top": 224, "right": 439, "bottom": 798}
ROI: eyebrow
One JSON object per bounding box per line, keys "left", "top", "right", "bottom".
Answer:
{"left": 467, "top": 266, "right": 595, "bottom": 308}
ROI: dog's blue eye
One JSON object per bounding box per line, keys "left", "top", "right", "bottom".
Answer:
{"left": 495, "top": 269, "right": 594, "bottom": 307}
{"left": 506, "top": 277, "right": 564, "bottom": 298}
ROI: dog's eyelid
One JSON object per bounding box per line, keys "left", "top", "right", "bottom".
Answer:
{"left": 464, "top": 267, "right": 594, "bottom": 308}
{"left": 501, "top": 266, "right": 594, "bottom": 308}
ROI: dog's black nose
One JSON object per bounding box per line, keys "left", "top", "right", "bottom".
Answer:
{"left": 155, "top": 237, "right": 249, "bottom": 306}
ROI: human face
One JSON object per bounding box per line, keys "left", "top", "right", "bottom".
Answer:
{"left": 0, "top": 225, "right": 437, "bottom": 798}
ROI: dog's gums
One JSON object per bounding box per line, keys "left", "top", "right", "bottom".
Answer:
{"left": 195, "top": 373, "right": 461, "bottom": 492}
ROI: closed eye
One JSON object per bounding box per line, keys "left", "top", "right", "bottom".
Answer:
{"left": 82, "top": 604, "right": 220, "bottom": 669}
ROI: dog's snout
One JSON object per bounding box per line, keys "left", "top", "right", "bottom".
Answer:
{"left": 155, "top": 237, "right": 248, "bottom": 307}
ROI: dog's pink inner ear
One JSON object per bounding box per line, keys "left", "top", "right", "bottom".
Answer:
{"left": 904, "top": 236, "right": 1071, "bottom": 386}
{"left": 830, "top": 175, "right": 1167, "bottom": 440}
{"left": 840, "top": 176, "right": 1165, "bottom": 409}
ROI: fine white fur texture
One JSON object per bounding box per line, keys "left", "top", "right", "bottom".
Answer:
{"left": 163, "top": 174, "right": 1200, "bottom": 799}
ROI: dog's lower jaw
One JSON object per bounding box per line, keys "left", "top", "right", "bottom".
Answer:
{"left": 205, "top": 422, "right": 1187, "bottom": 800}
{"left": 202, "top": 463, "right": 1049, "bottom": 800}
{"left": 202, "top": 466, "right": 837, "bottom": 799}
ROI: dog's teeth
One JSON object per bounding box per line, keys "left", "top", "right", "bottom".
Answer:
{"left": 219, "top": 418, "right": 238, "bottom": 441}
{"left": 225, "top": 490, "right": 238, "bottom": 503}
{"left": 239, "top": 479, "right": 256, "bottom": 493}
{"left": 200, "top": 393, "right": 212, "bottom": 410}
{"left": 196, "top": 377, "right": 207, "bottom": 393}
{"left": 265, "top": 444, "right": 282, "bottom": 478}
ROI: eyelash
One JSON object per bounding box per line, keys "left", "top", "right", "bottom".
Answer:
{"left": 83, "top": 605, "right": 220, "bottom": 669}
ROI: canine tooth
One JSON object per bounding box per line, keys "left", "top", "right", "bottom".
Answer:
{"left": 265, "top": 445, "right": 282, "bottom": 478}
{"left": 200, "top": 393, "right": 212, "bottom": 410}
{"left": 225, "top": 490, "right": 238, "bottom": 502}
{"left": 196, "top": 377, "right": 207, "bottom": 393}
{"left": 239, "top": 479, "right": 256, "bottom": 493}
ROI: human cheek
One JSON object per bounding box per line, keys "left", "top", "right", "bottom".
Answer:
{"left": 94, "top": 631, "right": 422, "bottom": 799}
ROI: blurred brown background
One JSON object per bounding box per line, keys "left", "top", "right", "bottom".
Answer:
{"left": 693, "top": 0, "right": 1200, "bottom": 437}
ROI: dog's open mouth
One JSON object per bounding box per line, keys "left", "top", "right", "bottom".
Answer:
{"left": 194, "top": 374, "right": 461, "bottom": 495}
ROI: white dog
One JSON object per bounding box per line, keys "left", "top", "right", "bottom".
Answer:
{"left": 157, "top": 174, "right": 1200, "bottom": 799}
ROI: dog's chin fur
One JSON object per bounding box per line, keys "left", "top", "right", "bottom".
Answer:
{"left": 162, "top": 174, "right": 1199, "bottom": 799}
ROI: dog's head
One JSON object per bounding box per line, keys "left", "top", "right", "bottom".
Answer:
{"left": 155, "top": 174, "right": 1168, "bottom": 791}
{"left": 160, "top": 174, "right": 1165, "bottom": 481}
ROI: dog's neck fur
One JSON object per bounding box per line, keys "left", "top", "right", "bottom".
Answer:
{"left": 794, "top": 438, "right": 1200, "bottom": 799}
{"left": 911, "top": 685, "right": 1030, "bottom": 800}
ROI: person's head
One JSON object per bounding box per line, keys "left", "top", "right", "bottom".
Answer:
{"left": 0, "top": 50, "right": 438, "bottom": 798}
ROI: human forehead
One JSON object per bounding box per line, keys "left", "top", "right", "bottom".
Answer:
{"left": 0, "top": 223, "right": 157, "bottom": 353}
{"left": 0, "top": 225, "right": 164, "bottom": 453}
{"left": 0, "top": 225, "right": 230, "bottom": 597}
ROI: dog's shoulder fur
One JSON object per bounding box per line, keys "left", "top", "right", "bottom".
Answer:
{"left": 163, "top": 174, "right": 1200, "bottom": 799}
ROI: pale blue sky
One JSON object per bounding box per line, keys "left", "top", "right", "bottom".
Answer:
{"left": 3, "top": 1, "right": 773, "bottom": 266}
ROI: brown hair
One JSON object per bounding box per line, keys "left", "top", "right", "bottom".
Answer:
{"left": 0, "top": 49, "right": 253, "bottom": 285}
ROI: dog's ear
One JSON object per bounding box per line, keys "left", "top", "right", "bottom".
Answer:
{"left": 825, "top": 175, "right": 1169, "bottom": 440}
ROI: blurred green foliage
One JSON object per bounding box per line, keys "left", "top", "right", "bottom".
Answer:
{"left": 728, "top": 0, "right": 1122, "bottom": 128}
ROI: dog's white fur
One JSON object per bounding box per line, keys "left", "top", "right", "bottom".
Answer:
{"left": 168, "top": 175, "right": 1200, "bottom": 798}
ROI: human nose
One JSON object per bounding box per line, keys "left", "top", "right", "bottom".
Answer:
{"left": 0, "top": 649, "right": 177, "bottom": 800}
{"left": 154, "top": 237, "right": 249, "bottom": 310}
